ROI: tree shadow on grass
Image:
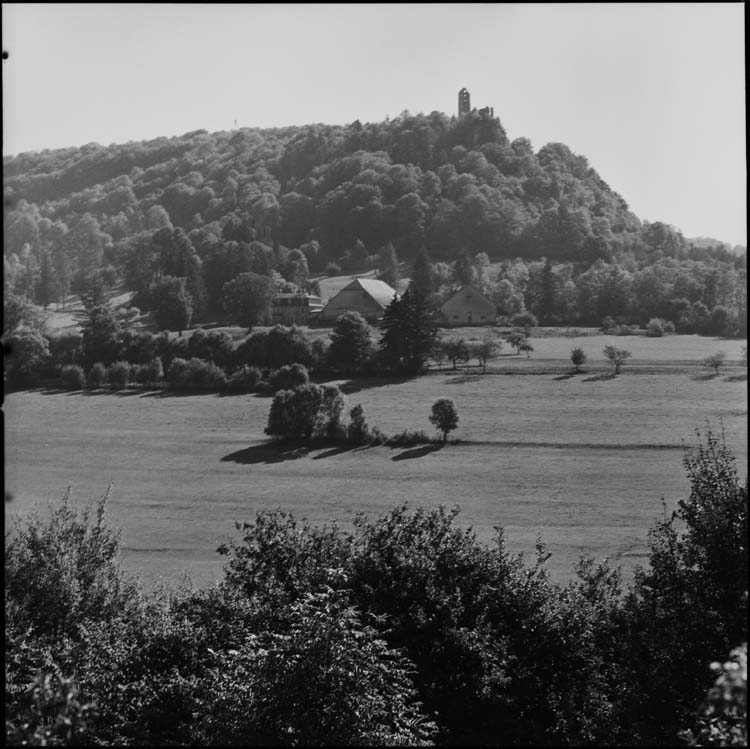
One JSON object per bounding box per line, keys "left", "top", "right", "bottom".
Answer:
{"left": 338, "top": 375, "right": 416, "bottom": 396}
{"left": 724, "top": 373, "right": 747, "bottom": 382}
{"left": 140, "top": 389, "right": 219, "bottom": 398}
{"left": 553, "top": 371, "right": 578, "bottom": 381}
{"left": 691, "top": 372, "right": 720, "bottom": 382}
{"left": 311, "top": 444, "right": 358, "bottom": 460}
{"left": 221, "top": 442, "right": 313, "bottom": 465}
{"left": 391, "top": 443, "right": 444, "bottom": 461}
{"left": 444, "top": 373, "right": 483, "bottom": 385}
{"left": 582, "top": 372, "right": 618, "bottom": 383}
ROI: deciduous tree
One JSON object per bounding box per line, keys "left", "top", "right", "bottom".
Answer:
{"left": 429, "top": 398, "right": 459, "bottom": 443}
{"left": 221, "top": 272, "right": 274, "bottom": 331}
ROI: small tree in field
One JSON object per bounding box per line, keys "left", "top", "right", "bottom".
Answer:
{"left": 443, "top": 338, "right": 469, "bottom": 370}
{"left": 703, "top": 351, "right": 726, "bottom": 375}
{"left": 571, "top": 347, "right": 587, "bottom": 373}
{"left": 429, "top": 399, "right": 459, "bottom": 443}
{"left": 603, "top": 345, "right": 631, "bottom": 374}
{"left": 519, "top": 341, "right": 534, "bottom": 359}
{"left": 505, "top": 330, "right": 527, "bottom": 355}
{"left": 476, "top": 333, "right": 501, "bottom": 374}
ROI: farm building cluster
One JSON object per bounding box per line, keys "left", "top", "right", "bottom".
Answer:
{"left": 268, "top": 279, "right": 499, "bottom": 327}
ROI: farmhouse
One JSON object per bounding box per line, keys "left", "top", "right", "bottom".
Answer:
{"left": 270, "top": 292, "right": 323, "bottom": 325}
{"left": 440, "top": 285, "right": 497, "bottom": 326}
{"left": 319, "top": 278, "right": 398, "bottom": 323}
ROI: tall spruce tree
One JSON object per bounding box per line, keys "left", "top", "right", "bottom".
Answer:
{"left": 410, "top": 246, "right": 434, "bottom": 297}
{"left": 379, "top": 285, "right": 438, "bottom": 375}
{"left": 540, "top": 258, "right": 556, "bottom": 323}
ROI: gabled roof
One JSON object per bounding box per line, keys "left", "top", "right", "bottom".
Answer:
{"left": 441, "top": 285, "right": 494, "bottom": 308}
{"left": 341, "top": 278, "right": 398, "bottom": 309}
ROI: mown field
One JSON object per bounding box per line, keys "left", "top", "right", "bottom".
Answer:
{"left": 5, "top": 333, "right": 746, "bottom": 591}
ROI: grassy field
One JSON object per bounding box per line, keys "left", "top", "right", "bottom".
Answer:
{"left": 5, "top": 334, "right": 746, "bottom": 591}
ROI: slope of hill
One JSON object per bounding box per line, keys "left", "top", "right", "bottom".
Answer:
{"left": 4, "top": 109, "right": 746, "bottom": 333}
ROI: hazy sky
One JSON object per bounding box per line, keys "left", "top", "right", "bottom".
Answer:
{"left": 2, "top": 3, "right": 746, "bottom": 246}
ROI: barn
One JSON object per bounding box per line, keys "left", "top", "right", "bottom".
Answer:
{"left": 439, "top": 285, "right": 497, "bottom": 326}
{"left": 319, "top": 278, "right": 398, "bottom": 323}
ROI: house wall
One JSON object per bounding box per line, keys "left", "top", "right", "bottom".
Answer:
{"left": 440, "top": 291, "right": 496, "bottom": 326}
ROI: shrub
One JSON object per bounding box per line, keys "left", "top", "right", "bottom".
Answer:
{"left": 5, "top": 671, "right": 97, "bottom": 747}
{"left": 325, "top": 261, "right": 342, "bottom": 276}
{"left": 680, "top": 643, "right": 747, "bottom": 747}
{"left": 3, "top": 326, "right": 50, "bottom": 387}
{"left": 167, "top": 357, "right": 227, "bottom": 391}
{"left": 614, "top": 324, "right": 639, "bottom": 336}
{"left": 232, "top": 587, "right": 436, "bottom": 746}
{"left": 226, "top": 365, "right": 263, "bottom": 393}
{"left": 47, "top": 331, "right": 83, "bottom": 372}
{"left": 664, "top": 320, "right": 676, "bottom": 334}
{"left": 347, "top": 403, "right": 371, "bottom": 445}
{"left": 87, "top": 362, "right": 108, "bottom": 388}
{"left": 571, "top": 347, "right": 587, "bottom": 372}
{"left": 385, "top": 429, "right": 432, "bottom": 447}
{"left": 603, "top": 345, "right": 631, "bottom": 374}
{"left": 510, "top": 311, "right": 538, "bottom": 330}
{"left": 107, "top": 360, "right": 132, "bottom": 390}
{"left": 269, "top": 363, "right": 309, "bottom": 392}
{"left": 187, "top": 329, "right": 235, "bottom": 369}
{"left": 5, "top": 490, "right": 140, "bottom": 640}
{"left": 703, "top": 351, "right": 727, "bottom": 374}
{"left": 133, "top": 357, "right": 165, "bottom": 387}
{"left": 600, "top": 316, "right": 617, "bottom": 333}
{"left": 646, "top": 318, "right": 666, "bottom": 337}
{"left": 60, "top": 364, "right": 86, "bottom": 390}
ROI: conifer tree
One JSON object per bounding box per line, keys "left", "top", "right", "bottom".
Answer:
{"left": 379, "top": 285, "right": 438, "bottom": 375}
{"left": 410, "top": 246, "right": 434, "bottom": 297}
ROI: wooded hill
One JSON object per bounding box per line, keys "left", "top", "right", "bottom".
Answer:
{"left": 3, "top": 109, "right": 746, "bottom": 330}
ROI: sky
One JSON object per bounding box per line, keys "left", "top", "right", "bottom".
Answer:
{"left": 2, "top": 3, "right": 746, "bottom": 246}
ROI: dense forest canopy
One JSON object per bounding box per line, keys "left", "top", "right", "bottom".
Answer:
{"left": 3, "top": 109, "right": 746, "bottom": 332}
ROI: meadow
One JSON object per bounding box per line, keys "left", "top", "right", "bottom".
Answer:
{"left": 5, "top": 332, "right": 746, "bottom": 591}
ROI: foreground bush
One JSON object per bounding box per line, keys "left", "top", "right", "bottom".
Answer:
{"left": 680, "top": 642, "right": 747, "bottom": 747}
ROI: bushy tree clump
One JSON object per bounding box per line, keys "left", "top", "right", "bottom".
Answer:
{"left": 166, "top": 357, "right": 227, "bottom": 391}
{"left": 269, "top": 362, "right": 309, "bottom": 392}
{"left": 225, "top": 364, "right": 263, "bottom": 393}
{"left": 87, "top": 362, "right": 108, "bottom": 388}
{"left": 59, "top": 364, "right": 86, "bottom": 390}
{"left": 106, "top": 360, "right": 131, "bottom": 390}
{"left": 265, "top": 383, "right": 346, "bottom": 442}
